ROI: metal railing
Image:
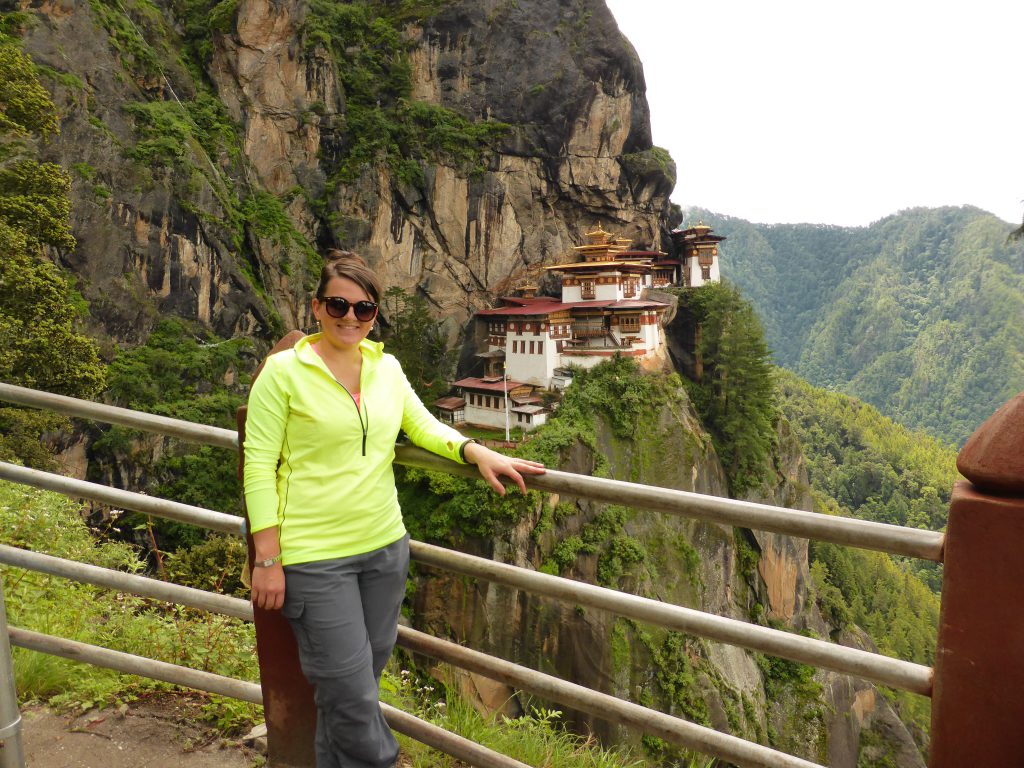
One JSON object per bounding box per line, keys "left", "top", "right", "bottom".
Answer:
{"left": 1, "top": 381, "right": 1020, "bottom": 767}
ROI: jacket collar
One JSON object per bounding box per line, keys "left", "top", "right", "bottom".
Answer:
{"left": 294, "top": 333, "right": 384, "bottom": 367}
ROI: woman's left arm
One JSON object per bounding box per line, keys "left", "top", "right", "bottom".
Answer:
{"left": 395, "top": 362, "right": 544, "bottom": 492}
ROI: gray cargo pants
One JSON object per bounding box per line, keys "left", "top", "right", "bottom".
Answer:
{"left": 281, "top": 534, "right": 410, "bottom": 768}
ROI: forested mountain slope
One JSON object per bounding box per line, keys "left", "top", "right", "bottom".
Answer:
{"left": 690, "top": 206, "right": 1024, "bottom": 445}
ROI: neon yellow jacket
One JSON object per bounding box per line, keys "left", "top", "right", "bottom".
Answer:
{"left": 243, "top": 333, "right": 468, "bottom": 565}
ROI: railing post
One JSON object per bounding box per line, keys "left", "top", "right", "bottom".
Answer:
{"left": 0, "top": 572, "right": 27, "bottom": 768}
{"left": 930, "top": 393, "right": 1024, "bottom": 767}
{"left": 237, "top": 331, "right": 316, "bottom": 768}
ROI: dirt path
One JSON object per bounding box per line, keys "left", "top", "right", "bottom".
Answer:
{"left": 19, "top": 694, "right": 263, "bottom": 768}
{"left": 18, "top": 694, "right": 429, "bottom": 767}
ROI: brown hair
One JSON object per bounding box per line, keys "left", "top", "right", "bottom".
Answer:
{"left": 315, "top": 249, "right": 383, "bottom": 302}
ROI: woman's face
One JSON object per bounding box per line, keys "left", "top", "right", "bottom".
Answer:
{"left": 311, "top": 276, "right": 377, "bottom": 351}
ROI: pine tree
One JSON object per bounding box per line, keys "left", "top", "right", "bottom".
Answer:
{"left": 679, "top": 282, "right": 778, "bottom": 496}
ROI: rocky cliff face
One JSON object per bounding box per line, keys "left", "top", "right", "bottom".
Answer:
{"left": 409, "top": 370, "right": 924, "bottom": 766}
{"left": 21, "top": 0, "right": 674, "bottom": 350}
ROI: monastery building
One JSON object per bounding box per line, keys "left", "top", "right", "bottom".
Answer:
{"left": 437, "top": 223, "right": 724, "bottom": 432}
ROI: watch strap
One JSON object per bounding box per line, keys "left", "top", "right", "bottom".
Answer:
{"left": 460, "top": 438, "right": 480, "bottom": 462}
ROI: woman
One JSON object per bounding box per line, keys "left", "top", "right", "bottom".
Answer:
{"left": 243, "top": 251, "right": 544, "bottom": 768}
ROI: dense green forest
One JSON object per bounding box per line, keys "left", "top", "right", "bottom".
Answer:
{"left": 690, "top": 205, "right": 1024, "bottom": 445}
{"left": 776, "top": 369, "right": 954, "bottom": 741}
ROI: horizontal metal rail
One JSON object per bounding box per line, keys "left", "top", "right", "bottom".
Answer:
{"left": 6, "top": 627, "right": 531, "bottom": 768}
{"left": 411, "top": 541, "right": 934, "bottom": 697}
{"left": 0, "top": 463, "right": 245, "bottom": 537}
{"left": 0, "top": 382, "right": 946, "bottom": 561}
{"left": 0, "top": 383, "right": 237, "bottom": 450}
{"left": 379, "top": 704, "right": 531, "bottom": 768}
{"left": 0, "top": 461, "right": 933, "bottom": 695}
{"left": 2, "top": 547, "right": 820, "bottom": 768}
{"left": 9, "top": 626, "right": 262, "bottom": 703}
{"left": 399, "top": 626, "right": 822, "bottom": 768}
{"left": 0, "top": 545, "right": 252, "bottom": 621}
{"left": 395, "top": 448, "right": 945, "bottom": 562}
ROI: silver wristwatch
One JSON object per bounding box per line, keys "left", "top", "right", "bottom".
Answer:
{"left": 252, "top": 553, "right": 282, "bottom": 568}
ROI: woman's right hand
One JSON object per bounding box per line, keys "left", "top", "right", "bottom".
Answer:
{"left": 251, "top": 562, "right": 285, "bottom": 611}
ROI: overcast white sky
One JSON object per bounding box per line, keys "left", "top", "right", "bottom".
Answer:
{"left": 605, "top": 0, "right": 1024, "bottom": 227}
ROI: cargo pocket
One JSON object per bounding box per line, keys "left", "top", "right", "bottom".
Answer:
{"left": 280, "top": 598, "right": 316, "bottom": 676}
{"left": 281, "top": 598, "right": 304, "bottom": 621}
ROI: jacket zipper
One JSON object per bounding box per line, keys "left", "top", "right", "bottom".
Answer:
{"left": 299, "top": 350, "right": 369, "bottom": 456}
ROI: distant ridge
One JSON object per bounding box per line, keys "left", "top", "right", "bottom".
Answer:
{"left": 688, "top": 205, "right": 1024, "bottom": 445}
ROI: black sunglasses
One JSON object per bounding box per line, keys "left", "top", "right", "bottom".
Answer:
{"left": 322, "top": 297, "right": 378, "bottom": 321}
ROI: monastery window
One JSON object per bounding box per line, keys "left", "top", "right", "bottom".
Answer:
{"left": 529, "top": 341, "right": 535, "bottom": 354}
{"left": 556, "top": 340, "right": 564, "bottom": 353}
{"left": 620, "top": 315, "right": 640, "bottom": 333}
{"left": 537, "top": 341, "right": 543, "bottom": 354}
{"left": 581, "top": 279, "right": 595, "bottom": 299}
{"left": 701, "top": 265, "right": 712, "bottom": 281}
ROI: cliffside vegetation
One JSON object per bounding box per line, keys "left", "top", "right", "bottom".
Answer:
{"left": 89, "top": 317, "right": 251, "bottom": 558}
{"left": 697, "top": 205, "right": 1024, "bottom": 445}
{"left": 673, "top": 282, "right": 777, "bottom": 496}
{"left": 302, "top": 0, "right": 509, "bottom": 189}
{"left": 380, "top": 286, "right": 455, "bottom": 403}
{"left": 0, "top": 33, "right": 105, "bottom": 465}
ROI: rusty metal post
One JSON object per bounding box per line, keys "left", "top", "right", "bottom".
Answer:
{"left": 237, "top": 331, "right": 316, "bottom": 768}
{"left": 930, "top": 393, "right": 1024, "bottom": 767}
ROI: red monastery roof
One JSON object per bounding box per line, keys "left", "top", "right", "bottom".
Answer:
{"left": 476, "top": 300, "right": 575, "bottom": 317}
{"left": 544, "top": 261, "right": 652, "bottom": 272}
{"left": 453, "top": 377, "right": 529, "bottom": 392}
{"left": 477, "top": 298, "right": 668, "bottom": 317}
